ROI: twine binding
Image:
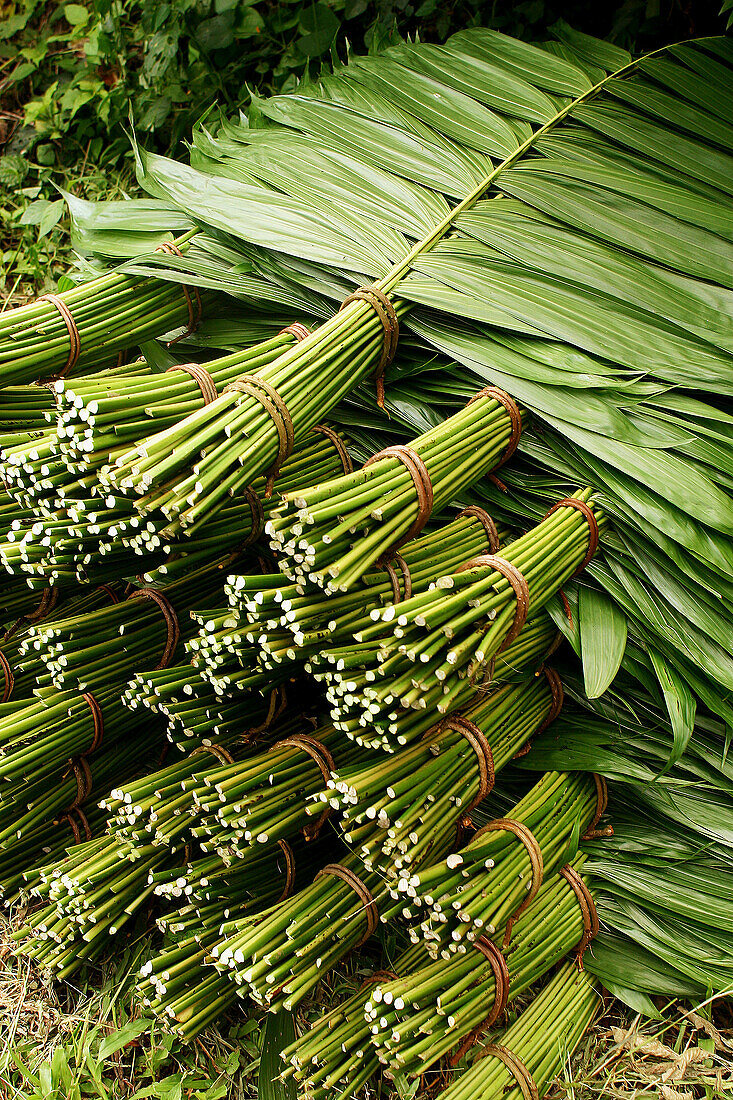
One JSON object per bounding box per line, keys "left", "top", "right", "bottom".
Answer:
{"left": 39, "top": 294, "right": 81, "bottom": 379}
{"left": 457, "top": 505, "right": 500, "bottom": 553}
{"left": 224, "top": 376, "right": 294, "bottom": 497}
{"left": 340, "top": 286, "right": 398, "bottom": 408}
{"left": 60, "top": 807, "right": 92, "bottom": 844}
{"left": 312, "top": 424, "right": 353, "bottom": 475}
{"left": 583, "top": 774, "right": 613, "bottom": 839}
{"left": 81, "top": 691, "right": 104, "bottom": 755}
{"left": 96, "top": 584, "right": 120, "bottom": 605}
{"left": 0, "top": 649, "right": 14, "bottom": 704}
{"left": 380, "top": 553, "right": 412, "bottom": 604}
{"left": 154, "top": 243, "right": 203, "bottom": 342}
{"left": 544, "top": 498, "right": 600, "bottom": 576}
{"left": 468, "top": 387, "right": 522, "bottom": 468}
{"left": 248, "top": 683, "right": 288, "bottom": 737}
{"left": 436, "top": 715, "right": 495, "bottom": 823}
{"left": 456, "top": 554, "right": 529, "bottom": 685}
{"left": 560, "top": 864, "right": 599, "bottom": 969}
{"left": 275, "top": 734, "right": 336, "bottom": 839}
{"left": 472, "top": 818, "right": 543, "bottom": 947}
{"left": 24, "top": 585, "right": 60, "bottom": 624}
{"left": 191, "top": 743, "right": 236, "bottom": 766}
{"left": 276, "top": 839, "right": 296, "bottom": 902}
{"left": 449, "top": 935, "right": 510, "bottom": 1064}
{"left": 365, "top": 445, "right": 433, "bottom": 551}
{"left": 166, "top": 362, "right": 217, "bottom": 405}
{"left": 315, "top": 863, "right": 378, "bottom": 947}
{"left": 130, "top": 587, "right": 180, "bottom": 668}
{"left": 478, "top": 1044, "right": 539, "bottom": 1100}
{"left": 279, "top": 322, "right": 311, "bottom": 342}
{"left": 65, "top": 755, "right": 93, "bottom": 809}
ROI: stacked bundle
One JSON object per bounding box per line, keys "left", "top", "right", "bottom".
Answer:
{"left": 319, "top": 493, "right": 602, "bottom": 740}
{"left": 2, "top": 23, "right": 732, "bottom": 1100}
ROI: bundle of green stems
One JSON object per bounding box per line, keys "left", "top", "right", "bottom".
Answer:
{"left": 99, "top": 722, "right": 288, "bottom": 851}
{"left": 308, "top": 673, "right": 559, "bottom": 880}
{"left": 227, "top": 508, "right": 510, "bottom": 674}
{"left": 404, "top": 771, "right": 597, "bottom": 958}
{"left": 14, "top": 831, "right": 173, "bottom": 979}
{"left": 280, "top": 944, "right": 426, "bottom": 1100}
{"left": 208, "top": 762, "right": 591, "bottom": 1013}
{"left": 0, "top": 384, "right": 55, "bottom": 435}
{"left": 93, "top": 295, "right": 406, "bottom": 535}
{"left": 1, "top": 408, "right": 350, "bottom": 583}
{"left": 140, "top": 838, "right": 314, "bottom": 1039}
{"left": 123, "top": 665, "right": 289, "bottom": 752}
{"left": 267, "top": 391, "right": 524, "bottom": 592}
{"left": 369, "top": 857, "right": 594, "bottom": 1076}
{"left": 55, "top": 328, "right": 309, "bottom": 472}
{"left": 189, "top": 722, "right": 365, "bottom": 858}
{"left": 0, "top": 802, "right": 107, "bottom": 904}
{"left": 0, "top": 685, "right": 147, "bottom": 789}
{"left": 0, "top": 266, "right": 210, "bottom": 387}
{"left": 320, "top": 613, "right": 559, "bottom": 751}
{"left": 19, "top": 564, "right": 226, "bottom": 691}
{"left": 322, "top": 491, "right": 604, "bottom": 740}
{"left": 438, "top": 963, "right": 600, "bottom": 1100}
{"left": 3, "top": 728, "right": 164, "bottom": 897}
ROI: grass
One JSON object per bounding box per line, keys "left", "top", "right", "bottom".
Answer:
{"left": 0, "top": 910, "right": 261, "bottom": 1100}
{"left": 3, "top": 897, "right": 732, "bottom": 1100}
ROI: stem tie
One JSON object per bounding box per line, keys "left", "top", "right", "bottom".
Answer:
{"left": 315, "top": 863, "right": 378, "bottom": 947}
{"left": 365, "top": 445, "right": 433, "bottom": 550}
{"left": 276, "top": 839, "right": 296, "bottom": 902}
{"left": 238, "top": 486, "right": 265, "bottom": 549}
{"left": 436, "top": 715, "right": 495, "bottom": 821}
{"left": 38, "top": 294, "right": 81, "bottom": 379}
{"left": 380, "top": 553, "right": 412, "bottom": 604}
{"left": 96, "top": 584, "right": 120, "bottom": 604}
{"left": 0, "top": 649, "right": 14, "bottom": 704}
{"left": 583, "top": 774, "right": 613, "bottom": 839}
{"left": 129, "top": 587, "right": 180, "bottom": 669}
{"left": 359, "top": 968, "right": 399, "bottom": 990}
{"left": 468, "top": 387, "right": 523, "bottom": 468}
{"left": 560, "top": 864, "right": 599, "bottom": 970}
{"left": 472, "top": 818, "right": 543, "bottom": 947}
{"left": 274, "top": 734, "right": 336, "bottom": 839}
{"left": 190, "top": 743, "right": 235, "bottom": 766}
{"left": 5, "top": 584, "right": 60, "bottom": 644}
{"left": 278, "top": 322, "right": 311, "bottom": 342}
{"left": 544, "top": 498, "right": 600, "bottom": 576}
{"left": 340, "top": 286, "right": 399, "bottom": 408}
{"left": 60, "top": 807, "right": 92, "bottom": 844}
{"left": 449, "top": 934, "right": 509, "bottom": 1064}
{"left": 248, "top": 683, "right": 288, "bottom": 737}
{"left": 311, "top": 424, "right": 354, "bottom": 475}
{"left": 65, "top": 755, "right": 93, "bottom": 808}
{"left": 154, "top": 243, "right": 203, "bottom": 342}
{"left": 456, "top": 555, "right": 529, "bottom": 683}
{"left": 166, "top": 362, "right": 218, "bottom": 405}
{"left": 457, "top": 505, "right": 500, "bottom": 553}
{"left": 477, "top": 1045, "right": 539, "bottom": 1100}
{"left": 81, "top": 691, "right": 104, "bottom": 754}
{"left": 224, "top": 376, "right": 294, "bottom": 497}
{"left": 515, "top": 667, "right": 564, "bottom": 759}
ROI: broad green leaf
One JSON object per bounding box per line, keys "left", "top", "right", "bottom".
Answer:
{"left": 97, "top": 1017, "right": 152, "bottom": 1060}
{"left": 259, "top": 1011, "right": 296, "bottom": 1100}
{"left": 649, "top": 648, "right": 697, "bottom": 768}
{"left": 579, "top": 585, "right": 627, "bottom": 698}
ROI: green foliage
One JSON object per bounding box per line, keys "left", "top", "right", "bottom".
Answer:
{"left": 0, "top": 0, "right": 726, "bottom": 301}
{"left": 0, "top": 932, "right": 262, "bottom": 1100}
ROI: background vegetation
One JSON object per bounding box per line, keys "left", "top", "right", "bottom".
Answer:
{"left": 0, "top": 0, "right": 727, "bottom": 301}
